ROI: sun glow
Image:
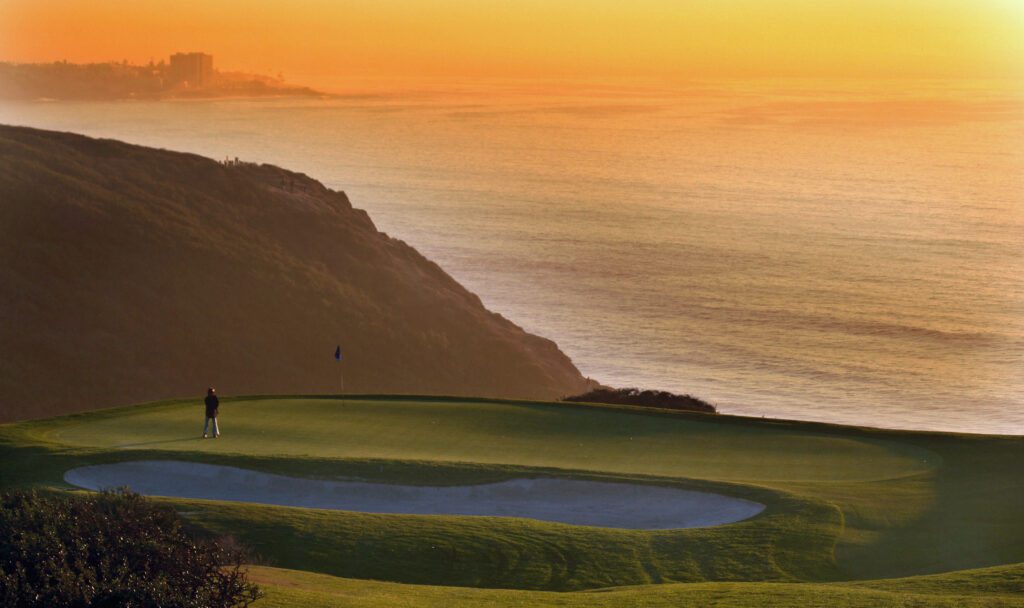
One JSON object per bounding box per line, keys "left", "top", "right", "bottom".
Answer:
{"left": 2, "top": 0, "right": 1022, "bottom": 89}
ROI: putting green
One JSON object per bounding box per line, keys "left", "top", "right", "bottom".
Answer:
{"left": 40, "top": 397, "right": 935, "bottom": 483}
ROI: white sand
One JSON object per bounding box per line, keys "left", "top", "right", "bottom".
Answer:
{"left": 64, "top": 460, "right": 765, "bottom": 530}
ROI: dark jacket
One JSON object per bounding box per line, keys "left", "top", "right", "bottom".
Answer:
{"left": 204, "top": 394, "right": 219, "bottom": 418}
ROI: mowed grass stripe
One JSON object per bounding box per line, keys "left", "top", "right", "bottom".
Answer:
{"left": 246, "top": 564, "right": 1024, "bottom": 608}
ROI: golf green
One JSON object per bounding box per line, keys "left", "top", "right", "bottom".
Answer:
{"left": 3, "top": 395, "right": 1023, "bottom": 603}
{"left": 40, "top": 397, "right": 935, "bottom": 482}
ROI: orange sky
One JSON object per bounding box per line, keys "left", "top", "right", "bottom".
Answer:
{"left": 2, "top": 0, "right": 1022, "bottom": 88}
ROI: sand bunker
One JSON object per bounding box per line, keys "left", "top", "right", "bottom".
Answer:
{"left": 64, "top": 460, "right": 765, "bottom": 529}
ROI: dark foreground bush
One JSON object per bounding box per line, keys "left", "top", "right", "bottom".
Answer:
{"left": 563, "top": 387, "right": 717, "bottom": 414}
{"left": 0, "top": 489, "right": 261, "bottom": 608}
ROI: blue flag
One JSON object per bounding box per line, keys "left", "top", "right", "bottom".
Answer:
{"left": 334, "top": 345, "right": 342, "bottom": 361}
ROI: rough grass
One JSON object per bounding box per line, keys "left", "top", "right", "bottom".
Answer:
{"left": 163, "top": 490, "right": 837, "bottom": 590}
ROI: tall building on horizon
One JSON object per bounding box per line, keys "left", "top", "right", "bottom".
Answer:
{"left": 168, "top": 52, "right": 213, "bottom": 87}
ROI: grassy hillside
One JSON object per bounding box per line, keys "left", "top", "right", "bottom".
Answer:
{"left": 2, "top": 395, "right": 1022, "bottom": 597}
{"left": 0, "top": 125, "right": 593, "bottom": 423}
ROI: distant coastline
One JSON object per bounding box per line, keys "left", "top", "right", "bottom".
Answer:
{"left": 0, "top": 54, "right": 326, "bottom": 101}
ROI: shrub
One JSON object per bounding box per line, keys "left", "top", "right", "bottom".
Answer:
{"left": 0, "top": 489, "right": 261, "bottom": 608}
{"left": 563, "top": 387, "right": 717, "bottom": 414}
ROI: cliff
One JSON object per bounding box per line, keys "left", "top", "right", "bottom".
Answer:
{"left": 0, "top": 125, "right": 594, "bottom": 422}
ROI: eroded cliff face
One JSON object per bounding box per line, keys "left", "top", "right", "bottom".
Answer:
{"left": 0, "top": 125, "right": 594, "bottom": 421}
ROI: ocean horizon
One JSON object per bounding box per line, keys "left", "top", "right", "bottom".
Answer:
{"left": 4, "top": 79, "right": 1021, "bottom": 435}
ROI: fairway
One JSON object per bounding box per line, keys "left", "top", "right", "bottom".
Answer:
{"left": 4, "top": 395, "right": 1024, "bottom": 605}
{"left": 40, "top": 397, "right": 935, "bottom": 483}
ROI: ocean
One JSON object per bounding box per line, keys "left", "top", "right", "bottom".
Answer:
{"left": 3, "top": 79, "right": 1022, "bottom": 434}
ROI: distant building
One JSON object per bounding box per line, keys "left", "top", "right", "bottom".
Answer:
{"left": 168, "top": 52, "right": 213, "bottom": 87}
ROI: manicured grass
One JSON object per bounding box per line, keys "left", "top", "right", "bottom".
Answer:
{"left": 35, "top": 397, "right": 935, "bottom": 483}
{"left": 0, "top": 424, "right": 843, "bottom": 590}
{"left": 2, "top": 394, "right": 1023, "bottom": 599}
{"left": 247, "top": 563, "right": 1024, "bottom": 608}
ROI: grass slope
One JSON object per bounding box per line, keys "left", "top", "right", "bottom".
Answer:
{"left": 2, "top": 395, "right": 1022, "bottom": 600}
{"left": 247, "top": 563, "right": 1024, "bottom": 608}
{"left": 166, "top": 491, "right": 836, "bottom": 590}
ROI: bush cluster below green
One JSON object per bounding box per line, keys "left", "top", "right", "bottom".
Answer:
{"left": 0, "top": 490, "right": 261, "bottom": 608}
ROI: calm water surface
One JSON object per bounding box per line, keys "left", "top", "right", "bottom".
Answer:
{"left": 3, "top": 80, "right": 1022, "bottom": 434}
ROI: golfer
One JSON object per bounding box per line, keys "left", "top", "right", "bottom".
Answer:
{"left": 203, "top": 387, "right": 220, "bottom": 439}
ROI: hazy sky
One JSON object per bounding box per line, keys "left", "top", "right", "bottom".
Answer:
{"left": 2, "top": 0, "right": 1022, "bottom": 87}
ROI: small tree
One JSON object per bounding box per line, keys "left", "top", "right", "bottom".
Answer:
{"left": 0, "top": 489, "right": 261, "bottom": 608}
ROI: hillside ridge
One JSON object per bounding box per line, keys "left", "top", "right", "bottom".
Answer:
{"left": 0, "top": 124, "right": 594, "bottom": 422}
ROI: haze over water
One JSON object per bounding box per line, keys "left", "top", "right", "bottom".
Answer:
{"left": 4, "top": 79, "right": 1022, "bottom": 434}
